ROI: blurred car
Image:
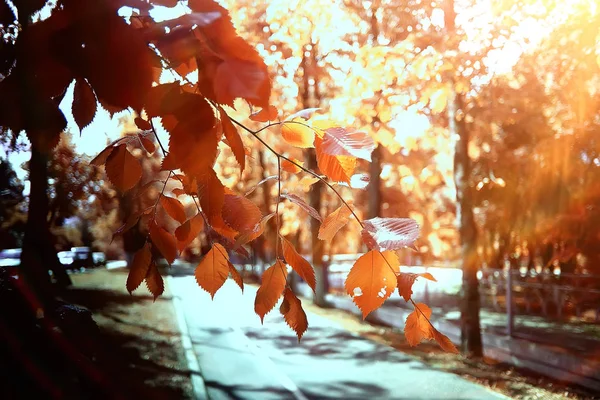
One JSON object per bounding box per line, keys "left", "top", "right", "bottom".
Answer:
{"left": 0, "top": 248, "right": 21, "bottom": 268}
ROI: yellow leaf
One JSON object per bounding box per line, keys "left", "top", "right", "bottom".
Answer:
{"left": 318, "top": 203, "right": 353, "bottom": 242}
{"left": 281, "top": 121, "right": 315, "bottom": 148}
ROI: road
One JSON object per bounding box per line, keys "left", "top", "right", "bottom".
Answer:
{"left": 168, "top": 276, "right": 506, "bottom": 400}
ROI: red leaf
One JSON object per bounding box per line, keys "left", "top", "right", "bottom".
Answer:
{"left": 250, "top": 105, "right": 278, "bottom": 122}
{"left": 220, "top": 108, "right": 245, "bottom": 173}
{"left": 149, "top": 222, "right": 177, "bottom": 265}
{"left": 175, "top": 213, "right": 205, "bottom": 252}
{"left": 90, "top": 145, "right": 115, "bottom": 167}
{"left": 281, "top": 121, "right": 315, "bottom": 148}
{"left": 135, "top": 116, "right": 152, "bottom": 130}
{"left": 397, "top": 272, "right": 437, "bottom": 302}
{"left": 214, "top": 58, "right": 271, "bottom": 108}
{"left": 280, "top": 288, "right": 308, "bottom": 341}
{"left": 72, "top": 78, "right": 97, "bottom": 131}
{"left": 321, "top": 127, "right": 375, "bottom": 161}
{"left": 222, "top": 193, "right": 262, "bottom": 234}
{"left": 281, "top": 193, "right": 322, "bottom": 222}
{"left": 318, "top": 203, "right": 352, "bottom": 241}
{"left": 432, "top": 327, "right": 459, "bottom": 353}
{"left": 315, "top": 136, "right": 356, "bottom": 183}
{"left": 197, "top": 170, "right": 225, "bottom": 225}
{"left": 112, "top": 206, "right": 153, "bottom": 241}
{"left": 162, "top": 120, "right": 219, "bottom": 177}
{"left": 126, "top": 242, "right": 152, "bottom": 294}
{"left": 405, "top": 303, "right": 433, "bottom": 346}
{"left": 172, "top": 188, "right": 186, "bottom": 197}
{"left": 234, "top": 212, "right": 275, "bottom": 247}
{"left": 195, "top": 243, "right": 230, "bottom": 298}
{"left": 361, "top": 217, "right": 420, "bottom": 252}
{"left": 160, "top": 195, "right": 187, "bottom": 224}
{"left": 281, "top": 158, "right": 303, "bottom": 174}
{"left": 345, "top": 250, "right": 400, "bottom": 319}
{"left": 254, "top": 259, "right": 287, "bottom": 322}
{"left": 105, "top": 145, "right": 142, "bottom": 192}
{"left": 139, "top": 134, "right": 156, "bottom": 154}
{"left": 282, "top": 237, "right": 316, "bottom": 292}
{"left": 228, "top": 263, "right": 244, "bottom": 292}
{"left": 145, "top": 262, "right": 164, "bottom": 300}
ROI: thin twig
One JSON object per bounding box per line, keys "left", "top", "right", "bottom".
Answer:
{"left": 275, "top": 156, "right": 281, "bottom": 259}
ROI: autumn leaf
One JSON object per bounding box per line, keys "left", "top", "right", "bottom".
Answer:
{"left": 90, "top": 145, "right": 115, "bottom": 166}
{"left": 285, "top": 108, "right": 321, "bottom": 121}
{"left": 298, "top": 176, "right": 320, "bottom": 191}
{"left": 175, "top": 213, "right": 205, "bottom": 251}
{"left": 250, "top": 105, "right": 278, "bottom": 122}
{"left": 112, "top": 206, "right": 152, "bottom": 241}
{"left": 321, "top": 127, "right": 375, "bottom": 161}
{"left": 281, "top": 237, "right": 316, "bottom": 292}
{"left": 280, "top": 288, "right": 308, "bottom": 341}
{"left": 195, "top": 243, "right": 230, "bottom": 298}
{"left": 281, "top": 193, "right": 322, "bottom": 222}
{"left": 105, "top": 144, "right": 142, "bottom": 192}
{"left": 397, "top": 272, "right": 438, "bottom": 302}
{"left": 220, "top": 108, "right": 246, "bottom": 173}
{"left": 135, "top": 116, "right": 152, "bottom": 130}
{"left": 139, "top": 135, "right": 156, "bottom": 154}
{"left": 222, "top": 193, "right": 262, "bottom": 235}
{"left": 281, "top": 158, "right": 303, "bottom": 174}
{"left": 228, "top": 262, "right": 244, "bottom": 292}
{"left": 172, "top": 187, "right": 186, "bottom": 197}
{"left": 318, "top": 203, "right": 352, "bottom": 241}
{"left": 72, "top": 77, "right": 97, "bottom": 132}
{"left": 214, "top": 58, "right": 271, "bottom": 108}
{"left": 405, "top": 303, "right": 433, "bottom": 347}
{"left": 145, "top": 262, "right": 164, "bottom": 300}
{"left": 432, "top": 328, "right": 459, "bottom": 353}
{"left": 281, "top": 121, "right": 315, "bottom": 148}
{"left": 160, "top": 195, "right": 187, "bottom": 224}
{"left": 345, "top": 250, "right": 400, "bottom": 319}
{"left": 315, "top": 136, "right": 356, "bottom": 183}
{"left": 361, "top": 217, "right": 420, "bottom": 252}
{"left": 254, "top": 259, "right": 287, "bottom": 322}
{"left": 149, "top": 222, "right": 177, "bottom": 265}
{"left": 234, "top": 212, "right": 275, "bottom": 247}
{"left": 126, "top": 242, "right": 152, "bottom": 294}
{"left": 336, "top": 173, "right": 370, "bottom": 190}
{"left": 197, "top": 170, "right": 225, "bottom": 225}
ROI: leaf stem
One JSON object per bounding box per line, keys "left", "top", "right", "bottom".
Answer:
{"left": 410, "top": 298, "right": 437, "bottom": 332}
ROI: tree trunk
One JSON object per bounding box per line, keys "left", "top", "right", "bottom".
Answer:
{"left": 367, "top": 145, "right": 382, "bottom": 219}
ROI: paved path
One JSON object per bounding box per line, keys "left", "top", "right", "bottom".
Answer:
{"left": 169, "top": 277, "right": 506, "bottom": 400}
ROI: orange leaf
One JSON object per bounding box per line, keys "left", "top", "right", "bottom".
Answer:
{"left": 281, "top": 121, "right": 315, "bottom": 148}
{"left": 172, "top": 187, "right": 186, "bottom": 197}
{"left": 222, "top": 193, "right": 262, "bottom": 235}
{"left": 397, "top": 272, "right": 437, "bottom": 302}
{"left": 149, "top": 222, "right": 177, "bottom": 265}
{"left": 250, "top": 105, "right": 278, "bottom": 122}
{"left": 320, "top": 127, "right": 375, "bottom": 161}
{"left": 234, "top": 212, "right": 275, "bottom": 247}
{"left": 72, "top": 78, "right": 97, "bottom": 132}
{"left": 126, "top": 243, "right": 153, "bottom": 294}
{"left": 139, "top": 134, "right": 156, "bottom": 154}
{"left": 282, "top": 237, "right": 315, "bottom": 292}
{"left": 405, "top": 303, "right": 433, "bottom": 346}
{"left": 220, "top": 108, "right": 245, "bottom": 173}
{"left": 197, "top": 170, "right": 224, "bottom": 225}
{"left": 318, "top": 203, "right": 352, "bottom": 241}
{"left": 135, "top": 116, "right": 152, "bottom": 130}
{"left": 361, "top": 217, "right": 420, "bottom": 251}
{"left": 214, "top": 58, "right": 271, "bottom": 108}
{"left": 145, "top": 262, "right": 164, "bottom": 300}
{"left": 228, "top": 262, "right": 244, "bottom": 292}
{"left": 345, "top": 250, "right": 400, "bottom": 319}
{"left": 90, "top": 145, "right": 115, "bottom": 166}
{"left": 175, "top": 213, "right": 205, "bottom": 252}
{"left": 112, "top": 207, "right": 151, "bottom": 240}
{"left": 160, "top": 195, "right": 187, "bottom": 224}
{"left": 105, "top": 144, "right": 142, "bottom": 192}
{"left": 281, "top": 193, "right": 322, "bottom": 222}
{"left": 315, "top": 136, "right": 356, "bottom": 183}
{"left": 280, "top": 288, "right": 308, "bottom": 341}
{"left": 432, "top": 328, "right": 459, "bottom": 353}
{"left": 281, "top": 158, "right": 303, "bottom": 173}
{"left": 195, "top": 243, "right": 230, "bottom": 298}
{"left": 298, "top": 176, "right": 320, "bottom": 191}
{"left": 254, "top": 259, "right": 287, "bottom": 322}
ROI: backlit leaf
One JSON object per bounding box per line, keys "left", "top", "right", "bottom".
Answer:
{"left": 91, "top": 145, "right": 115, "bottom": 166}
{"left": 160, "top": 195, "right": 187, "bottom": 224}
{"left": 397, "top": 272, "right": 437, "bottom": 302}
{"left": 135, "top": 117, "right": 152, "bottom": 131}
{"left": 405, "top": 303, "right": 433, "bottom": 346}
{"left": 432, "top": 328, "right": 459, "bottom": 353}
{"left": 250, "top": 105, "right": 278, "bottom": 122}
{"left": 321, "top": 127, "right": 375, "bottom": 161}
{"left": 318, "top": 203, "right": 352, "bottom": 241}
{"left": 72, "top": 78, "right": 97, "bottom": 132}
{"left": 281, "top": 158, "right": 303, "bottom": 173}
{"left": 280, "top": 288, "right": 308, "bottom": 341}
{"left": 175, "top": 213, "right": 205, "bottom": 252}
{"left": 149, "top": 222, "right": 177, "bottom": 265}
{"left": 298, "top": 176, "right": 320, "bottom": 191}
{"left": 361, "top": 217, "right": 420, "bottom": 251}
{"left": 229, "top": 262, "right": 244, "bottom": 292}
{"left": 145, "top": 262, "right": 164, "bottom": 300}
{"left": 220, "top": 108, "right": 245, "bottom": 173}
{"left": 315, "top": 136, "right": 356, "bottom": 183}
{"left": 105, "top": 144, "right": 142, "bottom": 192}
{"left": 139, "top": 135, "right": 156, "bottom": 154}
{"left": 282, "top": 237, "right": 315, "bottom": 292}
{"left": 281, "top": 121, "right": 315, "bottom": 148}
{"left": 197, "top": 170, "right": 224, "bottom": 225}
{"left": 345, "top": 250, "right": 400, "bottom": 319}
{"left": 234, "top": 212, "right": 275, "bottom": 247}
{"left": 254, "top": 259, "right": 287, "bottom": 322}
{"left": 222, "top": 193, "right": 262, "bottom": 235}
{"left": 126, "top": 242, "right": 152, "bottom": 294}
{"left": 195, "top": 243, "right": 230, "bottom": 298}
{"left": 281, "top": 193, "right": 322, "bottom": 222}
